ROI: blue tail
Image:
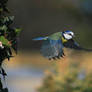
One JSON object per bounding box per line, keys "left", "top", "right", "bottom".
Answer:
{"left": 32, "top": 37, "right": 48, "bottom": 41}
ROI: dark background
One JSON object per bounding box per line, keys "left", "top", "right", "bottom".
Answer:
{"left": 8, "top": 0, "right": 92, "bottom": 51}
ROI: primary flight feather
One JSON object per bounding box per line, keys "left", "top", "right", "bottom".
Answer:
{"left": 33, "top": 30, "right": 92, "bottom": 60}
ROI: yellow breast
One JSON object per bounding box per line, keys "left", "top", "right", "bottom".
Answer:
{"left": 61, "top": 37, "right": 67, "bottom": 43}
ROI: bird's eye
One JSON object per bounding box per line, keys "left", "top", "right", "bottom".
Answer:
{"left": 68, "top": 33, "right": 72, "bottom": 36}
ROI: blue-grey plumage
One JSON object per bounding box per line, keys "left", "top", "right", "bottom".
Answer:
{"left": 33, "top": 30, "right": 92, "bottom": 60}
{"left": 33, "top": 32, "right": 66, "bottom": 60}
{"left": 40, "top": 39, "right": 64, "bottom": 59}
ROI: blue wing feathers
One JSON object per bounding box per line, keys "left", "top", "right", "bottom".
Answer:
{"left": 33, "top": 36, "right": 65, "bottom": 59}
{"left": 41, "top": 39, "right": 64, "bottom": 59}
{"left": 32, "top": 37, "right": 48, "bottom": 41}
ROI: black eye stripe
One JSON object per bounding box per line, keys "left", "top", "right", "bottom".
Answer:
{"left": 68, "top": 33, "right": 72, "bottom": 36}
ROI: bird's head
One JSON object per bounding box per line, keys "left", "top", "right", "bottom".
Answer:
{"left": 63, "top": 30, "right": 74, "bottom": 40}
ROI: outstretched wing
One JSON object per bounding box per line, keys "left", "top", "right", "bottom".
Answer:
{"left": 32, "top": 37, "right": 48, "bottom": 41}
{"left": 41, "top": 39, "right": 65, "bottom": 60}
{"left": 63, "top": 39, "right": 92, "bottom": 51}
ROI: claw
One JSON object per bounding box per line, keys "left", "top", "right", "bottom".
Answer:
{"left": 52, "top": 57, "right": 56, "bottom": 60}
{"left": 63, "top": 52, "right": 65, "bottom": 56}
{"left": 60, "top": 55, "right": 64, "bottom": 58}
{"left": 49, "top": 58, "right": 51, "bottom": 60}
{"left": 56, "top": 56, "right": 60, "bottom": 59}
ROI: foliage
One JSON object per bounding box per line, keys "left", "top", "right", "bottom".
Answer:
{"left": 0, "top": 0, "right": 21, "bottom": 91}
{"left": 38, "top": 61, "right": 92, "bottom": 92}
{"left": 0, "top": 78, "right": 8, "bottom": 92}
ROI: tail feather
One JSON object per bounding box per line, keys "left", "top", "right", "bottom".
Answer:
{"left": 32, "top": 37, "right": 48, "bottom": 41}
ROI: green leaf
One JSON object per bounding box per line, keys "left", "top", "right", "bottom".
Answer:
{"left": 0, "top": 25, "right": 7, "bottom": 32}
{"left": 15, "top": 28, "right": 22, "bottom": 36}
{"left": 0, "top": 36, "right": 11, "bottom": 47}
{"left": 3, "top": 16, "right": 14, "bottom": 23}
{"left": 9, "top": 16, "right": 14, "bottom": 21}
{"left": 0, "top": 8, "right": 3, "bottom": 12}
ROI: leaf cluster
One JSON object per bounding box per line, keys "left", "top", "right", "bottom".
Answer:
{"left": 0, "top": 0, "right": 21, "bottom": 65}
{"left": 38, "top": 62, "right": 92, "bottom": 92}
{"left": 0, "top": 0, "right": 21, "bottom": 91}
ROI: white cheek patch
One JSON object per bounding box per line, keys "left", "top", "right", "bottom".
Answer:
{"left": 63, "top": 34, "right": 72, "bottom": 40}
{"left": 70, "top": 32, "right": 74, "bottom": 36}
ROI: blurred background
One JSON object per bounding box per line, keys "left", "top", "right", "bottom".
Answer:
{"left": 3, "top": 0, "right": 92, "bottom": 92}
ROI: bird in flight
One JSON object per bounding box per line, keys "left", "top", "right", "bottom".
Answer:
{"left": 33, "top": 30, "right": 92, "bottom": 60}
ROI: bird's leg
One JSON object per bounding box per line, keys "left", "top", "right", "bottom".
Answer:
{"left": 52, "top": 57, "right": 57, "bottom": 60}
{"left": 56, "top": 56, "right": 60, "bottom": 59}
{"left": 62, "top": 52, "right": 65, "bottom": 56}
